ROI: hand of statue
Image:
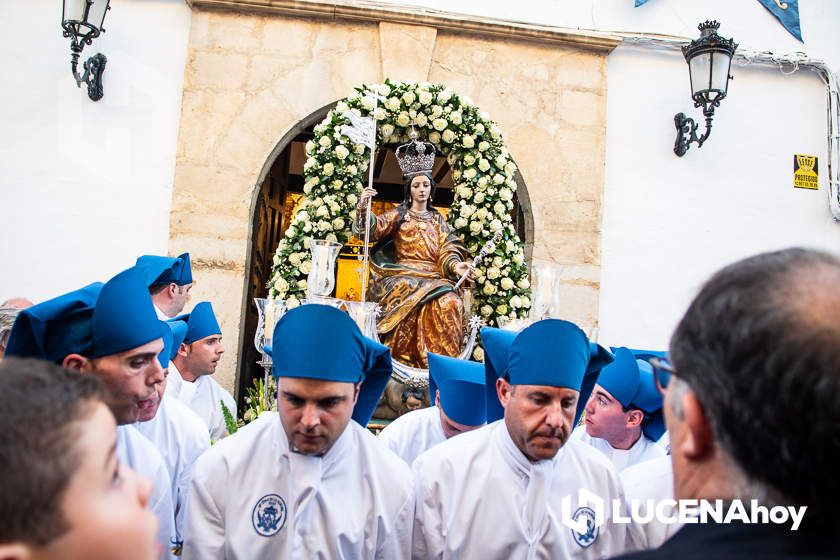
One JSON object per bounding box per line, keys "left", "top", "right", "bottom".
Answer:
{"left": 359, "top": 187, "right": 378, "bottom": 208}
{"left": 452, "top": 261, "right": 476, "bottom": 279}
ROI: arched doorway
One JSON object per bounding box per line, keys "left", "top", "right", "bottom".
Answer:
{"left": 237, "top": 104, "right": 534, "bottom": 408}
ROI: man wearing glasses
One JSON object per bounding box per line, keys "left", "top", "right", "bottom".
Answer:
{"left": 615, "top": 248, "right": 840, "bottom": 558}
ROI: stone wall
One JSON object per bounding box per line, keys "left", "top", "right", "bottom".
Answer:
{"left": 173, "top": 6, "right": 615, "bottom": 394}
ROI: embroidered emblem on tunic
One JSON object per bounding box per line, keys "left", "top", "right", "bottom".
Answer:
{"left": 252, "top": 493, "right": 287, "bottom": 537}
{"left": 570, "top": 506, "right": 599, "bottom": 548}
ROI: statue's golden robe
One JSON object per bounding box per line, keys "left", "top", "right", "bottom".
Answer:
{"left": 365, "top": 208, "right": 467, "bottom": 368}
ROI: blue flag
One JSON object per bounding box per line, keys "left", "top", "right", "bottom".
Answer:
{"left": 757, "top": 0, "right": 803, "bottom": 42}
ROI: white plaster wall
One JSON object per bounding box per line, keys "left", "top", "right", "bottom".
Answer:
{"left": 0, "top": 0, "right": 191, "bottom": 302}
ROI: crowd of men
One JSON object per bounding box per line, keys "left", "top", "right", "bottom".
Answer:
{"left": 0, "top": 247, "right": 838, "bottom": 559}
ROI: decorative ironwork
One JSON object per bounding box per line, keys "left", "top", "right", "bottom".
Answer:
{"left": 673, "top": 20, "right": 737, "bottom": 156}
{"left": 61, "top": 0, "right": 111, "bottom": 102}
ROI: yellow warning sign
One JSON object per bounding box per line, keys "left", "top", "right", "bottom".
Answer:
{"left": 793, "top": 154, "right": 818, "bottom": 190}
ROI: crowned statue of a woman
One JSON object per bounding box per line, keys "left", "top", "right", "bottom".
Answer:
{"left": 354, "top": 132, "right": 475, "bottom": 370}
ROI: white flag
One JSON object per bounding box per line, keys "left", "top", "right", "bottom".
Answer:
{"left": 340, "top": 111, "right": 376, "bottom": 149}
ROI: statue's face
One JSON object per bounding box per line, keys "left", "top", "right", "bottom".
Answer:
{"left": 410, "top": 175, "right": 431, "bottom": 206}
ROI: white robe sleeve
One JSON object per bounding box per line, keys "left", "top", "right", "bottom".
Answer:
{"left": 182, "top": 452, "right": 228, "bottom": 560}
{"left": 174, "top": 415, "right": 211, "bottom": 546}
{"left": 411, "top": 456, "right": 445, "bottom": 560}
{"left": 377, "top": 484, "right": 414, "bottom": 560}
{"left": 148, "top": 460, "right": 178, "bottom": 560}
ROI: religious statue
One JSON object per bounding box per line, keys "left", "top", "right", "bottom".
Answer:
{"left": 354, "top": 133, "right": 475, "bottom": 373}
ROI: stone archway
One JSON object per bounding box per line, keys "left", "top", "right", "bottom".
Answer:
{"left": 237, "top": 96, "right": 534, "bottom": 404}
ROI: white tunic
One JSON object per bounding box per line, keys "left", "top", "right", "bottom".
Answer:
{"left": 571, "top": 426, "right": 666, "bottom": 472}
{"left": 378, "top": 406, "right": 446, "bottom": 465}
{"left": 620, "top": 456, "right": 680, "bottom": 548}
{"left": 136, "top": 395, "right": 210, "bottom": 544}
{"left": 182, "top": 413, "right": 415, "bottom": 560}
{"left": 169, "top": 363, "right": 237, "bottom": 441}
{"left": 117, "top": 425, "right": 177, "bottom": 559}
{"left": 412, "top": 421, "right": 643, "bottom": 559}
{"left": 154, "top": 304, "right": 170, "bottom": 320}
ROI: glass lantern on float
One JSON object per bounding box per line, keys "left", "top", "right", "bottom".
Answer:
{"left": 304, "top": 239, "right": 343, "bottom": 306}
{"left": 254, "top": 298, "right": 286, "bottom": 407}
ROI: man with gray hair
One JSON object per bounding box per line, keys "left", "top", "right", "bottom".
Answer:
{"left": 615, "top": 247, "right": 840, "bottom": 558}
{"left": 0, "top": 307, "right": 21, "bottom": 359}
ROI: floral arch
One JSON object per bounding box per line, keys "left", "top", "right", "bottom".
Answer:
{"left": 267, "top": 80, "right": 532, "bottom": 340}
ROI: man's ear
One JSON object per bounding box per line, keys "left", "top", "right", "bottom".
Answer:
{"left": 0, "top": 542, "right": 33, "bottom": 560}
{"left": 176, "top": 343, "right": 190, "bottom": 358}
{"left": 496, "top": 378, "right": 512, "bottom": 408}
{"left": 62, "top": 353, "right": 92, "bottom": 372}
{"left": 167, "top": 282, "right": 179, "bottom": 299}
{"left": 679, "top": 392, "right": 715, "bottom": 460}
{"left": 625, "top": 409, "right": 644, "bottom": 428}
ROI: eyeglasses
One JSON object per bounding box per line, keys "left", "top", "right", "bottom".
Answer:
{"left": 648, "top": 356, "right": 676, "bottom": 395}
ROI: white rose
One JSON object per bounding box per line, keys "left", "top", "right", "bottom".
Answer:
{"left": 477, "top": 176, "right": 488, "bottom": 187}
{"left": 442, "top": 129, "right": 456, "bottom": 143}
{"left": 459, "top": 204, "right": 475, "bottom": 218}
{"left": 432, "top": 118, "right": 448, "bottom": 131}
{"left": 469, "top": 220, "right": 482, "bottom": 234}
{"left": 479, "top": 141, "right": 490, "bottom": 152}
{"left": 380, "top": 123, "right": 395, "bottom": 137}
{"left": 513, "top": 252, "right": 524, "bottom": 265}
{"left": 491, "top": 125, "right": 501, "bottom": 140}
{"left": 429, "top": 132, "right": 441, "bottom": 144}
{"left": 297, "top": 279, "right": 308, "bottom": 290}
{"left": 476, "top": 208, "right": 489, "bottom": 220}
{"left": 396, "top": 112, "right": 411, "bottom": 127}
{"left": 493, "top": 201, "right": 506, "bottom": 215}
{"left": 315, "top": 205, "right": 329, "bottom": 218}
{"left": 354, "top": 143, "right": 365, "bottom": 154}
{"left": 473, "top": 346, "right": 484, "bottom": 362}
{"left": 480, "top": 305, "right": 493, "bottom": 317}
{"left": 273, "top": 277, "right": 289, "bottom": 293}
{"left": 273, "top": 254, "right": 281, "bottom": 266}
{"left": 487, "top": 267, "right": 500, "bottom": 280}
{"left": 517, "top": 278, "right": 530, "bottom": 289}
{"left": 300, "top": 261, "right": 312, "bottom": 274}
{"left": 457, "top": 185, "right": 473, "bottom": 198}
{"left": 325, "top": 233, "right": 338, "bottom": 243}
{"left": 475, "top": 123, "right": 485, "bottom": 133}
{"left": 521, "top": 296, "right": 531, "bottom": 308}
{"left": 317, "top": 220, "right": 330, "bottom": 232}
{"left": 286, "top": 295, "right": 300, "bottom": 309}
{"left": 482, "top": 283, "right": 496, "bottom": 295}
{"left": 386, "top": 97, "right": 401, "bottom": 111}
{"left": 305, "top": 140, "right": 316, "bottom": 154}
{"left": 493, "top": 174, "right": 505, "bottom": 185}
{"left": 347, "top": 193, "right": 358, "bottom": 205}
{"left": 493, "top": 256, "right": 504, "bottom": 267}
{"left": 452, "top": 170, "right": 462, "bottom": 181}
{"left": 374, "top": 108, "right": 386, "bottom": 120}
{"left": 438, "top": 89, "right": 453, "bottom": 103}
{"left": 431, "top": 105, "right": 444, "bottom": 117}
{"left": 347, "top": 165, "right": 358, "bottom": 176}
{"left": 323, "top": 162, "right": 335, "bottom": 176}
{"left": 489, "top": 219, "right": 503, "bottom": 232}
{"left": 450, "top": 111, "right": 463, "bottom": 125}
{"left": 336, "top": 101, "right": 349, "bottom": 113}
{"left": 454, "top": 217, "right": 468, "bottom": 228}
{"left": 499, "top": 187, "right": 513, "bottom": 201}
{"left": 319, "top": 136, "right": 331, "bottom": 148}
{"left": 334, "top": 145, "right": 349, "bottom": 160}
{"left": 474, "top": 192, "right": 485, "bottom": 204}
{"left": 495, "top": 155, "right": 506, "bottom": 168}
{"left": 463, "top": 154, "right": 476, "bottom": 166}
{"left": 303, "top": 222, "right": 312, "bottom": 233}
{"left": 496, "top": 304, "right": 508, "bottom": 315}
{"left": 463, "top": 168, "right": 477, "bottom": 180}
{"left": 510, "top": 295, "right": 522, "bottom": 308}
{"left": 501, "top": 277, "right": 514, "bottom": 290}
{"left": 462, "top": 135, "right": 475, "bottom": 148}
{"left": 361, "top": 96, "right": 375, "bottom": 110}
{"left": 478, "top": 158, "right": 490, "bottom": 172}
{"left": 289, "top": 252, "right": 303, "bottom": 266}
{"left": 415, "top": 113, "right": 428, "bottom": 127}
{"left": 402, "top": 91, "right": 416, "bottom": 105}
{"left": 419, "top": 91, "right": 433, "bottom": 105}
{"left": 377, "top": 84, "right": 391, "bottom": 96}
{"left": 505, "top": 162, "right": 517, "bottom": 175}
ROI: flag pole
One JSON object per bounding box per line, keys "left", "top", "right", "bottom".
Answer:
{"left": 360, "top": 91, "right": 379, "bottom": 306}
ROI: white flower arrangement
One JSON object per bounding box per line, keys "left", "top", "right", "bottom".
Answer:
{"left": 267, "top": 80, "right": 532, "bottom": 332}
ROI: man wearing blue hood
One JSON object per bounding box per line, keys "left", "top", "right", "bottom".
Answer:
{"left": 379, "top": 352, "right": 486, "bottom": 465}
{"left": 413, "top": 319, "right": 643, "bottom": 558}
{"left": 5, "top": 268, "right": 177, "bottom": 557}
{"left": 573, "top": 347, "right": 666, "bottom": 472}
{"left": 182, "top": 304, "right": 414, "bottom": 559}
{"left": 135, "top": 253, "right": 193, "bottom": 320}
